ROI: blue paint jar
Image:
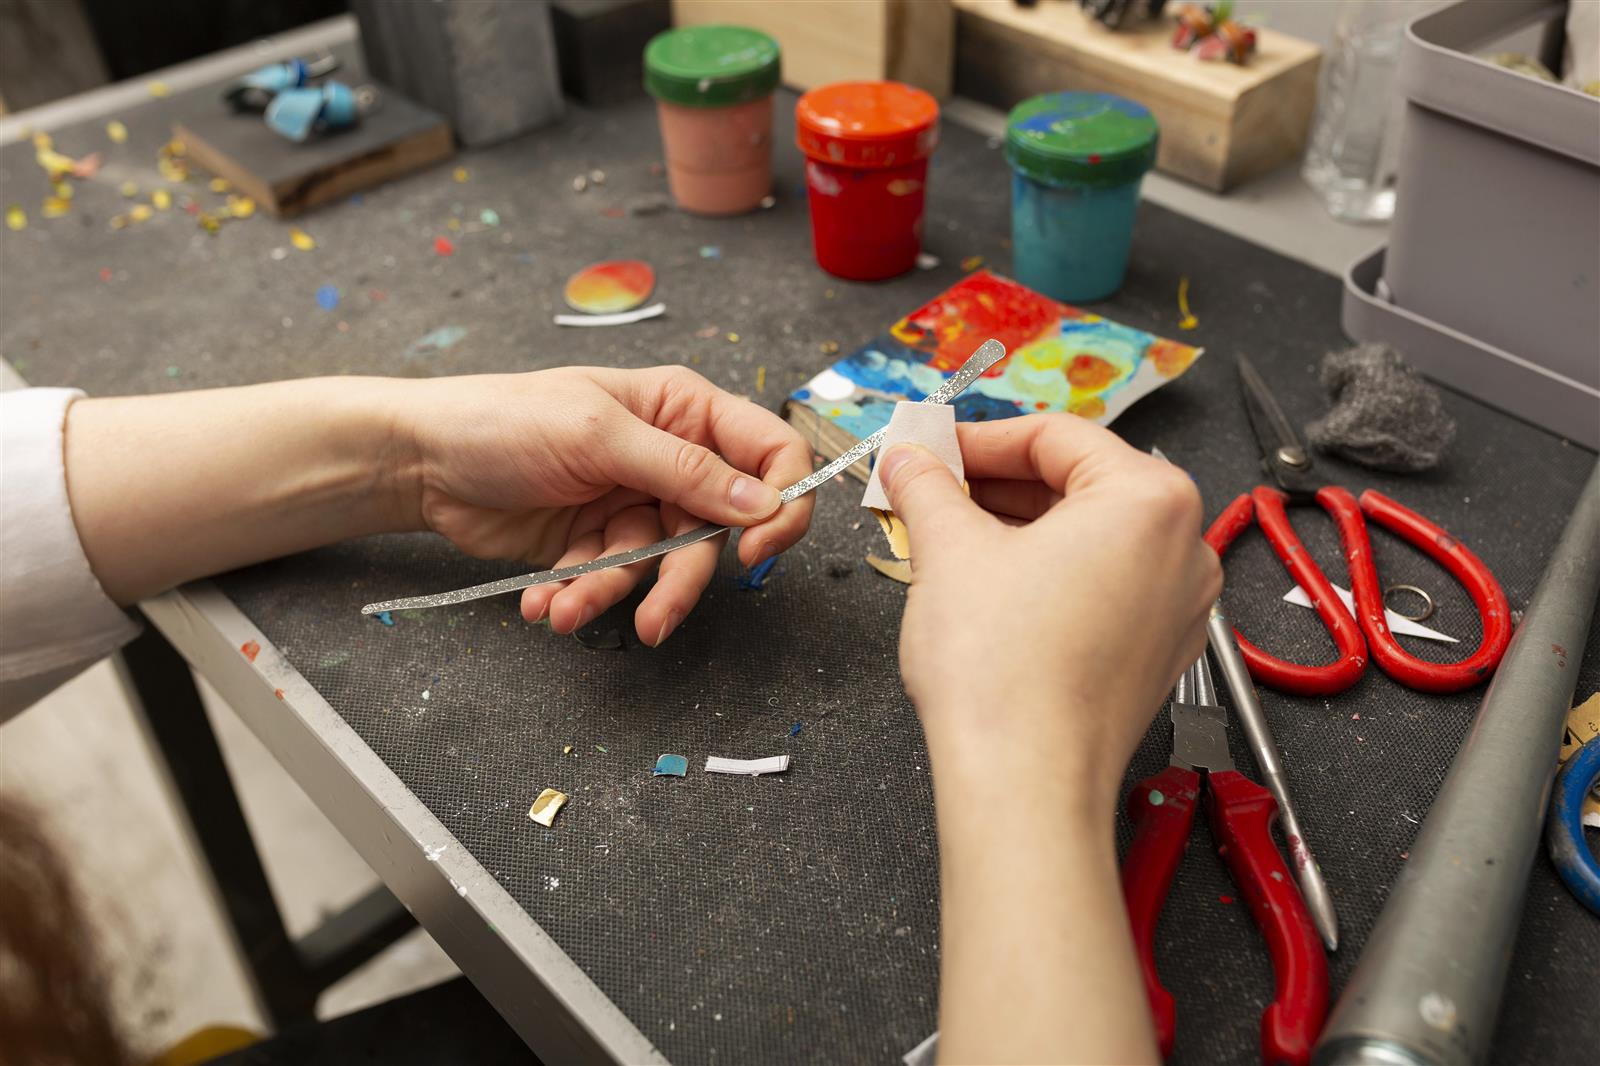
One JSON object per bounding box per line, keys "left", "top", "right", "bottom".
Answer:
{"left": 1005, "top": 92, "right": 1159, "bottom": 303}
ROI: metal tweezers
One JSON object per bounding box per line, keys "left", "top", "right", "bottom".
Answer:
{"left": 361, "top": 339, "right": 1007, "bottom": 615}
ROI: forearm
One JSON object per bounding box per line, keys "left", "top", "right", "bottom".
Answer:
{"left": 925, "top": 706, "right": 1158, "bottom": 1066}
{"left": 64, "top": 378, "right": 422, "bottom": 605}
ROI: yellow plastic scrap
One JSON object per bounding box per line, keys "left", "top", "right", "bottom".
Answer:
{"left": 158, "top": 157, "right": 188, "bottom": 183}
{"left": 52, "top": 181, "right": 73, "bottom": 201}
{"left": 289, "top": 227, "right": 316, "bottom": 251}
{"left": 152, "top": 189, "right": 172, "bottom": 211}
{"left": 148, "top": 80, "right": 170, "bottom": 97}
{"left": 164, "top": 138, "right": 187, "bottom": 157}
{"left": 129, "top": 204, "right": 154, "bottom": 223}
{"left": 208, "top": 177, "right": 231, "bottom": 193}
{"left": 527, "top": 788, "right": 568, "bottom": 827}
{"left": 198, "top": 212, "right": 221, "bottom": 235}
{"left": 41, "top": 197, "right": 71, "bottom": 219}
{"left": 106, "top": 120, "right": 129, "bottom": 144}
{"left": 120, "top": 180, "right": 139, "bottom": 198}
{"left": 228, "top": 196, "right": 256, "bottom": 219}
{"left": 5, "top": 205, "right": 26, "bottom": 231}
{"left": 453, "top": 166, "right": 470, "bottom": 183}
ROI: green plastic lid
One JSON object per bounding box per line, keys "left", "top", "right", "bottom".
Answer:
{"left": 1005, "top": 92, "right": 1159, "bottom": 188}
{"left": 644, "top": 25, "right": 781, "bottom": 108}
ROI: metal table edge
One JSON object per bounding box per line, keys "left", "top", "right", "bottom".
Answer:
{"left": 141, "top": 581, "right": 669, "bottom": 1065}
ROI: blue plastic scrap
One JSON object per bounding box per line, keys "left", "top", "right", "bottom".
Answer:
{"left": 653, "top": 754, "right": 688, "bottom": 777}
{"left": 788, "top": 722, "right": 803, "bottom": 736}
{"left": 738, "top": 555, "right": 781, "bottom": 591}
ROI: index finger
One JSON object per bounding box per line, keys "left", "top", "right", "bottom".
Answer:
{"left": 955, "top": 414, "right": 1142, "bottom": 495}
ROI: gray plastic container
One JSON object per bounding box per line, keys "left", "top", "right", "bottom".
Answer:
{"left": 1343, "top": 0, "right": 1599, "bottom": 448}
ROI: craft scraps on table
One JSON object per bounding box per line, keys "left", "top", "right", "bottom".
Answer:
{"left": 528, "top": 788, "right": 568, "bottom": 826}
{"left": 653, "top": 754, "right": 689, "bottom": 777}
{"left": 404, "top": 325, "right": 467, "bottom": 359}
{"left": 705, "top": 755, "right": 790, "bottom": 776}
{"left": 316, "top": 285, "right": 340, "bottom": 310}
{"left": 553, "top": 303, "right": 666, "bottom": 328}
{"left": 737, "top": 555, "right": 780, "bottom": 591}
{"left": 865, "top": 555, "right": 913, "bottom": 584}
{"left": 1282, "top": 583, "right": 1456, "bottom": 643}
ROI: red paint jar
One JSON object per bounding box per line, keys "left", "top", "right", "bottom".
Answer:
{"left": 796, "top": 82, "right": 940, "bottom": 281}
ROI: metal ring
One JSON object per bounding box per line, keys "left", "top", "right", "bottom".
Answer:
{"left": 1384, "top": 584, "right": 1435, "bottom": 622}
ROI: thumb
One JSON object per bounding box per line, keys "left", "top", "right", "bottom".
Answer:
{"left": 877, "top": 444, "right": 981, "bottom": 554}
{"left": 613, "top": 419, "right": 782, "bottom": 526}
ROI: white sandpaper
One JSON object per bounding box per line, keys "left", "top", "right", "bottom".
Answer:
{"left": 859, "top": 401, "right": 964, "bottom": 511}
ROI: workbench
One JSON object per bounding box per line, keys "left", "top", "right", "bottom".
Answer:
{"left": 1, "top": 22, "right": 1595, "bottom": 1066}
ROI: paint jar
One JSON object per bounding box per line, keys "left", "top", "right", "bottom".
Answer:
{"left": 796, "top": 81, "right": 940, "bottom": 281}
{"left": 644, "top": 25, "right": 780, "bottom": 216}
{"left": 1005, "top": 91, "right": 1159, "bottom": 303}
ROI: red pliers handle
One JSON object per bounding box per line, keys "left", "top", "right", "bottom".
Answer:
{"left": 1205, "top": 485, "right": 1512, "bottom": 696}
{"left": 1122, "top": 765, "right": 1328, "bottom": 1065}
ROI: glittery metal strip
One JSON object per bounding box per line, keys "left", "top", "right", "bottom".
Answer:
{"left": 361, "top": 339, "right": 1006, "bottom": 615}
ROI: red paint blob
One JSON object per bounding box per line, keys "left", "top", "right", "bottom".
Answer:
{"left": 99, "top": 267, "right": 113, "bottom": 282}
{"left": 1219, "top": 895, "right": 1235, "bottom": 904}
{"left": 1089, "top": 153, "right": 1102, "bottom": 165}
{"left": 240, "top": 640, "right": 261, "bottom": 663}
{"left": 433, "top": 236, "right": 455, "bottom": 257}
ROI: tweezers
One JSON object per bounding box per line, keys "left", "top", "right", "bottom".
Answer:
{"left": 361, "top": 338, "right": 1007, "bottom": 615}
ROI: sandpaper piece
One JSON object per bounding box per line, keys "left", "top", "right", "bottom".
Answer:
{"left": 1283, "top": 582, "right": 1456, "bottom": 643}
{"left": 653, "top": 754, "right": 688, "bottom": 777}
{"left": 704, "top": 755, "right": 790, "bottom": 776}
{"left": 553, "top": 302, "right": 665, "bottom": 327}
{"left": 528, "top": 787, "right": 569, "bottom": 826}
{"left": 860, "top": 402, "right": 964, "bottom": 511}
{"left": 866, "top": 555, "right": 914, "bottom": 584}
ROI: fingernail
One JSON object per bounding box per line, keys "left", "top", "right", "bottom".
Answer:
{"left": 729, "top": 476, "right": 780, "bottom": 517}
{"left": 654, "top": 610, "right": 683, "bottom": 647}
{"left": 877, "top": 444, "right": 921, "bottom": 489}
{"left": 752, "top": 541, "right": 777, "bottom": 565}
{"left": 572, "top": 604, "right": 596, "bottom": 632}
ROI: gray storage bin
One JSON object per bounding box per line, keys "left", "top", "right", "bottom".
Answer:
{"left": 1344, "top": 0, "right": 1598, "bottom": 447}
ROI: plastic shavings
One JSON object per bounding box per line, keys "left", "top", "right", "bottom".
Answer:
{"left": 572, "top": 174, "right": 588, "bottom": 193}
{"left": 119, "top": 181, "right": 138, "bottom": 198}
{"left": 704, "top": 755, "right": 790, "bottom": 777}
{"left": 404, "top": 325, "right": 468, "bottom": 359}
{"left": 479, "top": 208, "right": 499, "bottom": 226}
{"left": 756, "top": 366, "right": 766, "bottom": 392}
{"left": 726, "top": 332, "right": 739, "bottom": 343}
{"left": 563, "top": 744, "right": 574, "bottom": 755}
{"left": 446, "top": 217, "right": 461, "bottom": 231}
{"left": 760, "top": 194, "right": 776, "bottom": 209}
{"left": 148, "top": 80, "right": 170, "bottom": 97}
{"left": 528, "top": 788, "right": 568, "bottom": 826}
{"left": 453, "top": 166, "right": 470, "bottom": 183}
{"left": 865, "top": 555, "right": 914, "bottom": 584}
{"left": 208, "top": 177, "right": 231, "bottom": 193}
{"left": 553, "top": 303, "right": 665, "bottom": 328}
{"left": 1176, "top": 276, "right": 1199, "bottom": 330}
{"left": 820, "top": 341, "right": 839, "bottom": 355}
{"left": 270, "top": 247, "right": 288, "bottom": 260}
{"left": 229, "top": 197, "right": 256, "bottom": 219}
{"left": 789, "top": 722, "right": 803, "bottom": 737}
{"left": 289, "top": 227, "right": 316, "bottom": 251}
{"left": 128, "top": 204, "right": 153, "bottom": 223}
{"left": 52, "top": 181, "right": 73, "bottom": 201}
{"left": 152, "top": 189, "right": 171, "bottom": 211}
{"left": 695, "top": 326, "right": 719, "bottom": 339}
{"left": 916, "top": 252, "right": 940, "bottom": 270}
{"left": 961, "top": 255, "right": 984, "bottom": 272}
{"left": 198, "top": 213, "right": 220, "bottom": 235}
{"left": 738, "top": 556, "right": 780, "bottom": 591}
{"left": 372, "top": 611, "right": 396, "bottom": 625}
{"left": 165, "top": 365, "right": 181, "bottom": 378}
{"left": 600, "top": 207, "right": 625, "bottom": 219}
{"left": 316, "top": 285, "right": 340, "bottom": 311}
{"left": 699, "top": 245, "right": 721, "bottom": 259}
{"left": 99, "top": 267, "right": 113, "bottom": 282}
{"left": 595, "top": 745, "right": 608, "bottom": 753}
{"left": 433, "top": 236, "right": 455, "bottom": 256}
{"left": 42, "top": 198, "right": 70, "bottom": 219}
{"left": 589, "top": 169, "right": 606, "bottom": 184}
{"left": 653, "top": 754, "right": 689, "bottom": 777}
{"left": 106, "top": 120, "right": 128, "bottom": 143}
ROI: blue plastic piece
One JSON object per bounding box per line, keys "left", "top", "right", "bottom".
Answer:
{"left": 1546, "top": 736, "right": 1600, "bottom": 915}
{"left": 653, "top": 754, "right": 688, "bottom": 777}
{"left": 1009, "top": 171, "right": 1145, "bottom": 304}
{"left": 737, "top": 555, "right": 780, "bottom": 591}
{"left": 266, "top": 82, "right": 360, "bottom": 143}
{"left": 242, "top": 59, "right": 310, "bottom": 93}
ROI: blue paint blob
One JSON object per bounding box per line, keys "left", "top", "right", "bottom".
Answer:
{"left": 316, "top": 284, "right": 340, "bottom": 311}
{"left": 653, "top": 754, "right": 688, "bottom": 777}
{"left": 373, "top": 611, "right": 395, "bottom": 626}
{"left": 788, "top": 722, "right": 803, "bottom": 736}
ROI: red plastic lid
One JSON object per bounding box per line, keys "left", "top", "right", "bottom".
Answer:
{"left": 795, "top": 81, "right": 940, "bottom": 168}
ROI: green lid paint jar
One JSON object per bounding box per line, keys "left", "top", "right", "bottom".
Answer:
{"left": 644, "top": 25, "right": 780, "bottom": 215}
{"left": 1005, "top": 91, "right": 1159, "bottom": 302}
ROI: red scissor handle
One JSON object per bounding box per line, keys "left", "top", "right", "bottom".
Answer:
{"left": 1120, "top": 764, "right": 1200, "bottom": 1058}
{"left": 1205, "top": 487, "right": 1368, "bottom": 696}
{"left": 1207, "top": 770, "right": 1329, "bottom": 1066}
{"left": 1339, "top": 488, "right": 1512, "bottom": 693}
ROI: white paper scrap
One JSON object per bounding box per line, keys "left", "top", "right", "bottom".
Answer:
{"left": 860, "top": 401, "right": 963, "bottom": 511}
{"left": 1282, "top": 582, "right": 1457, "bottom": 643}
{"left": 903, "top": 1031, "right": 939, "bottom": 1066}
{"left": 553, "top": 302, "right": 666, "bottom": 327}
{"left": 704, "top": 755, "right": 790, "bottom": 776}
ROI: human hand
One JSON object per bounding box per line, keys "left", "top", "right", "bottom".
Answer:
{"left": 399, "top": 366, "right": 815, "bottom": 646}
{"left": 876, "top": 414, "right": 1221, "bottom": 806}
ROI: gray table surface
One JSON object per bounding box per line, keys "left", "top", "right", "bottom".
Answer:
{"left": 2, "top": 54, "right": 1596, "bottom": 1066}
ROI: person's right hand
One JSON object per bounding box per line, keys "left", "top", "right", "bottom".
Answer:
{"left": 875, "top": 413, "right": 1222, "bottom": 807}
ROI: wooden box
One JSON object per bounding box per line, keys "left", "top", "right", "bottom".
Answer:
{"left": 952, "top": 0, "right": 1321, "bottom": 191}
{"left": 671, "top": 0, "right": 954, "bottom": 98}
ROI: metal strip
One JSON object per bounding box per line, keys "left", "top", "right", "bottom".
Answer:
{"left": 362, "top": 339, "right": 1007, "bottom": 615}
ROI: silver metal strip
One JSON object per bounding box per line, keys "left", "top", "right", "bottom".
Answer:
{"left": 363, "top": 339, "right": 1007, "bottom": 615}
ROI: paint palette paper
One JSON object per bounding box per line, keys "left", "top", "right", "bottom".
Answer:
{"left": 785, "top": 271, "right": 1202, "bottom": 480}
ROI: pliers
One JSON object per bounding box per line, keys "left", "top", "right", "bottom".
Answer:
{"left": 1121, "top": 650, "right": 1329, "bottom": 1065}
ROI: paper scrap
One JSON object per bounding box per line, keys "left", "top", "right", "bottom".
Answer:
{"left": 861, "top": 401, "right": 963, "bottom": 511}
{"left": 528, "top": 787, "right": 568, "bottom": 826}
{"left": 653, "top": 754, "right": 688, "bottom": 777}
{"left": 553, "top": 302, "right": 666, "bottom": 328}
{"left": 1560, "top": 692, "right": 1600, "bottom": 764}
{"left": 904, "top": 1031, "right": 939, "bottom": 1066}
{"left": 705, "top": 755, "right": 790, "bottom": 777}
{"left": 1282, "top": 583, "right": 1456, "bottom": 643}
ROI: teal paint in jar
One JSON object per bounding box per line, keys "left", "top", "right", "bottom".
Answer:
{"left": 1005, "top": 91, "right": 1159, "bottom": 303}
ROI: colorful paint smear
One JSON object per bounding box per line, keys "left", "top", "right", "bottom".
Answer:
{"left": 563, "top": 259, "right": 655, "bottom": 315}
{"left": 788, "top": 271, "right": 1201, "bottom": 445}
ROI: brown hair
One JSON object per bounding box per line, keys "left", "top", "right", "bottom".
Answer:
{"left": 0, "top": 794, "right": 129, "bottom": 1066}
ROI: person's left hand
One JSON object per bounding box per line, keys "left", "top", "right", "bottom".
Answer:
{"left": 399, "top": 365, "right": 815, "bottom": 646}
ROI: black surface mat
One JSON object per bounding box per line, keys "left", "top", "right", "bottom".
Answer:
{"left": 2, "top": 80, "right": 1596, "bottom": 1065}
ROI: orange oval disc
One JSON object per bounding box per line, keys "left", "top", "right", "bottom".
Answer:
{"left": 563, "top": 259, "right": 656, "bottom": 314}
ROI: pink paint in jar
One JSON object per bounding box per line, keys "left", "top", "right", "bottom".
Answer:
{"left": 644, "top": 25, "right": 780, "bottom": 216}
{"left": 796, "top": 81, "right": 940, "bottom": 281}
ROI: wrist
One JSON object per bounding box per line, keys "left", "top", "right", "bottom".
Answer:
{"left": 352, "top": 376, "right": 428, "bottom": 534}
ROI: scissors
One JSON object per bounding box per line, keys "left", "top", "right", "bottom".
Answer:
{"left": 1205, "top": 356, "right": 1512, "bottom": 696}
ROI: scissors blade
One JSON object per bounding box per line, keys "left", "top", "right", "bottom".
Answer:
{"left": 1170, "top": 650, "right": 1234, "bottom": 773}
{"left": 1238, "top": 355, "right": 1305, "bottom": 460}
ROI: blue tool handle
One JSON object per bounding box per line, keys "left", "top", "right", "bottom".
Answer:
{"left": 1546, "top": 737, "right": 1600, "bottom": 915}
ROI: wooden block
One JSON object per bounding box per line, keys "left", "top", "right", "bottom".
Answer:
{"left": 552, "top": 0, "right": 671, "bottom": 106}
{"left": 173, "top": 89, "right": 454, "bottom": 218}
{"left": 952, "top": 0, "right": 1320, "bottom": 191}
{"left": 672, "top": 0, "right": 954, "bottom": 99}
